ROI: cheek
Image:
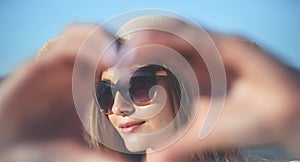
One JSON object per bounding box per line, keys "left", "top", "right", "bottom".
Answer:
{"left": 160, "top": 104, "right": 175, "bottom": 125}
{"left": 149, "top": 98, "right": 175, "bottom": 131}
{"left": 108, "top": 115, "right": 119, "bottom": 128}
{"left": 149, "top": 83, "right": 176, "bottom": 128}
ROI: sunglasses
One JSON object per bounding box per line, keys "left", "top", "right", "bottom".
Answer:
{"left": 95, "top": 65, "right": 168, "bottom": 115}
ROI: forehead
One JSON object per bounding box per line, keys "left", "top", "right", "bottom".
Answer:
{"left": 101, "top": 65, "right": 142, "bottom": 83}
{"left": 101, "top": 67, "right": 116, "bottom": 82}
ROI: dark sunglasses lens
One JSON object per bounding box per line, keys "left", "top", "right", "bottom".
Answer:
{"left": 129, "top": 74, "right": 156, "bottom": 105}
{"left": 96, "top": 66, "right": 164, "bottom": 113}
{"left": 96, "top": 82, "right": 114, "bottom": 114}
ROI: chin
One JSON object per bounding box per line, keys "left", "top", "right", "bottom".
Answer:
{"left": 126, "top": 144, "right": 146, "bottom": 153}
{"left": 122, "top": 135, "right": 150, "bottom": 153}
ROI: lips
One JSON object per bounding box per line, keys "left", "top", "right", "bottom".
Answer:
{"left": 119, "top": 121, "right": 146, "bottom": 134}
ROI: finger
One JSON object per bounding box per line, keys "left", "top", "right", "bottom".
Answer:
{"left": 0, "top": 139, "right": 127, "bottom": 162}
{"left": 38, "top": 24, "right": 118, "bottom": 71}
{"left": 208, "top": 32, "right": 290, "bottom": 78}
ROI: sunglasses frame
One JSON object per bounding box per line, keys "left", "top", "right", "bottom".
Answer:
{"left": 95, "top": 65, "right": 168, "bottom": 115}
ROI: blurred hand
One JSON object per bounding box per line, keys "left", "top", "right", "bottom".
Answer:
{"left": 122, "top": 25, "right": 300, "bottom": 161}
{"left": 0, "top": 25, "right": 127, "bottom": 161}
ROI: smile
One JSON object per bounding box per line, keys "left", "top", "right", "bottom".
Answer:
{"left": 119, "top": 121, "right": 146, "bottom": 134}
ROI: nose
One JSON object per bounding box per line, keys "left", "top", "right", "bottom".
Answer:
{"left": 111, "top": 92, "right": 135, "bottom": 116}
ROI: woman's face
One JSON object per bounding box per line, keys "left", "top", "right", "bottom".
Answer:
{"left": 101, "top": 66, "right": 177, "bottom": 151}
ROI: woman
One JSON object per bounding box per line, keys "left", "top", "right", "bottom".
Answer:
{"left": 86, "top": 63, "right": 242, "bottom": 161}
{"left": 80, "top": 16, "right": 243, "bottom": 161}
{"left": 1, "top": 16, "right": 299, "bottom": 162}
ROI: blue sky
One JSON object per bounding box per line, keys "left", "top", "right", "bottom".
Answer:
{"left": 1, "top": 0, "right": 299, "bottom": 76}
